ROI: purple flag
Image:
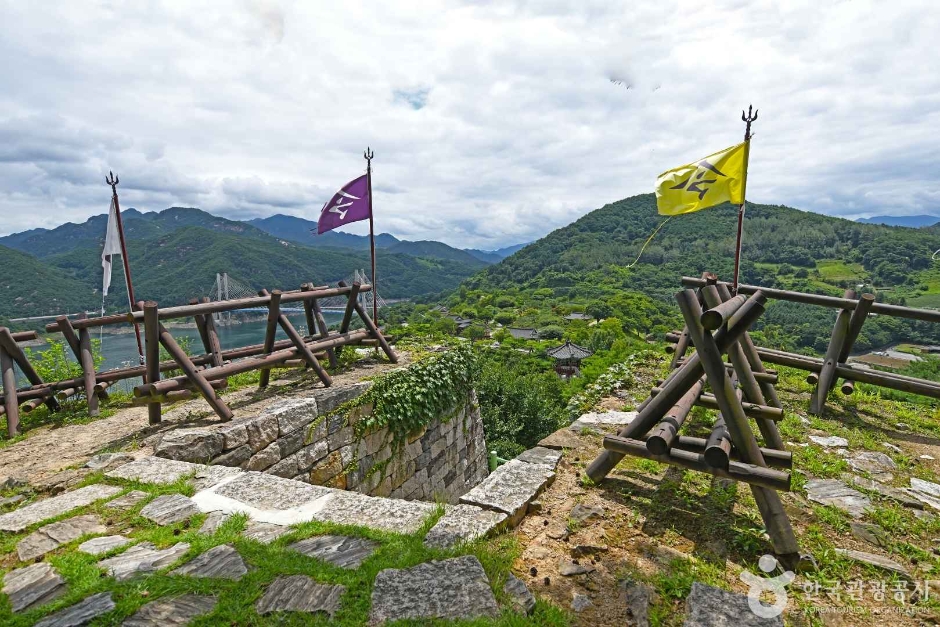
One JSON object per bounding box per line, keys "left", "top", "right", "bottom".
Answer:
{"left": 317, "top": 174, "right": 371, "bottom": 234}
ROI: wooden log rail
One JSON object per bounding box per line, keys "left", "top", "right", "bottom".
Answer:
{"left": 2, "top": 281, "right": 395, "bottom": 432}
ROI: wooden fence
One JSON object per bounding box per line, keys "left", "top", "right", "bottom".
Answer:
{"left": 675, "top": 275, "right": 940, "bottom": 413}
{"left": 0, "top": 281, "right": 395, "bottom": 436}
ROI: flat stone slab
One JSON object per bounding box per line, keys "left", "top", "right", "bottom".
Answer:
{"left": 805, "top": 479, "right": 871, "bottom": 518}
{"left": 199, "top": 510, "right": 232, "bottom": 535}
{"left": 574, "top": 411, "right": 636, "bottom": 426}
{"left": 85, "top": 452, "right": 134, "bottom": 471}
{"left": 848, "top": 451, "right": 896, "bottom": 481}
{"left": 0, "top": 494, "right": 25, "bottom": 507}
{"left": 504, "top": 574, "right": 535, "bottom": 614}
{"left": 314, "top": 491, "right": 437, "bottom": 534}
{"left": 538, "top": 427, "right": 586, "bottom": 450}
{"left": 18, "top": 514, "right": 107, "bottom": 561}
{"left": 808, "top": 435, "right": 848, "bottom": 448}
{"left": 684, "top": 581, "right": 782, "bottom": 626}
{"left": 0, "top": 484, "right": 122, "bottom": 532}
{"left": 98, "top": 542, "right": 190, "bottom": 581}
{"left": 424, "top": 504, "right": 507, "bottom": 549}
{"left": 122, "top": 594, "right": 217, "bottom": 626}
{"left": 459, "top": 459, "right": 555, "bottom": 526}
{"left": 139, "top": 494, "right": 200, "bottom": 526}
{"left": 212, "top": 471, "right": 334, "bottom": 510}
{"left": 288, "top": 534, "right": 379, "bottom": 569}
{"left": 34, "top": 592, "right": 115, "bottom": 627}
{"left": 370, "top": 555, "right": 499, "bottom": 624}
{"left": 836, "top": 548, "right": 912, "bottom": 580}
{"left": 106, "top": 456, "right": 204, "bottom": 485}
{"left": 104, "top": 490, "right": 149, "bottom": 511}
{"left": 171, "top": 544, "right": 247, "bottom": 580}
{"left": 623, "top": 580, "right": 653, "bottom": 626}
{"left": 844, "top": 474, "right": 923, "bottom": 509}
{"left": 156, "top": 429, "right": 225, "bottom": 463}
{"left": 243, "top": 521, "right": 291, "bottom": 544}
{"left": 516, "top": 446, "right": 563, "bottom": 468}
{"left": 191, "top": 465, "right": 243, "bottom": 491}
{"left": 79, "top": 535, "right": 132, "bottom": 556}
{"left": 255, "top": 575, "right": 345, "bottom": 617}
{"left": 2, "top": 562, "right": 67, "bottom": 613}
{"left": 911, "top": 477, "right": 940, "bottom": 499}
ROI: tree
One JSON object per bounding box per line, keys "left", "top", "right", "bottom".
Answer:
{"left": 586, "top": 301, "right": 613, "bottom": 321}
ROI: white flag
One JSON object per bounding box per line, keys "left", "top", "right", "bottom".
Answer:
{"left": 101, "top": 198, "right": 122, "bottom": 296}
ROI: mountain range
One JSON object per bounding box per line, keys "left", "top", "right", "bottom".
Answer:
{"left": 856, "top": 215, "right": 940, "bottom": 228}
{"left": 0, "top": 208, "right": 526, "bottom": 319}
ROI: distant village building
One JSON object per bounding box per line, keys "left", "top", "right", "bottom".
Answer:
{"left": 546, "top": 340, "right": 593, "bottom": 379}
{"left": 508, "top": 327, "right": 540, "bottom": 340}
{"left": 564, "top": 312, "right": 592, "bottom": 321}
{"left": 446, "top": 315, "right": 473, "bottom": 333}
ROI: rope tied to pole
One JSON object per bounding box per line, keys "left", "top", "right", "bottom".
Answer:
{"left": 625, "top": 216, "right": 673, "bottom": 268}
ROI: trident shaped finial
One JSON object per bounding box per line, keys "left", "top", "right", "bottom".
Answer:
{"left": 742, "top": 105, "right": 758, "bottom": 141}
{"left": 363, "top": 147, "right": 374, "bottom": 161}
{"left": 106, "top": 170, "right": 119, "bottom": 188}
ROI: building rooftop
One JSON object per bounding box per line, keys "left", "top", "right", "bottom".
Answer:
{"left": 546, "top": 340, "right": 593, "bottom": 360}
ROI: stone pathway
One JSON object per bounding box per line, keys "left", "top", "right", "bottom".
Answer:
{"left": 288, "top": 534, "right": 379, "bottom": 569}
{"left": 139, "top": 494, "right": 200, "bottom": 526}
{"left": 171, "top": 544, "right": 248, "bottom": 580}
{"left": 34, "top": 592, "right": 115, "bottom": 627}
{"left": 104, "top": 490, "right": 149, "bottom": 511}
{"left": 123, "top": 594, "right": 217, "bottom": 626}
{"left": 370, "top": 555, "right": 499, "bottom": 624}
{"left": 2, "top": 562, "right": 67, "bottom": 613}
{"left": 684, "top": 582, "right": 782, "bottom": 626}
{"left": 243, "top": 521, "right": 290, "bottom": 544}
{"left": 16, "top": 514, "right": 106, "bottom": 561}
{"left": 0, "top": 484, "right": 121, "bottom": 532}
{"left": 255, "top": 575, "right": 345, "bottom": 617}
{"left": 424, "top": 504, "right": 507, "bottom": 549}
{"left": 78, "top": 535, "right": 132, "bottom": 555}
{"left": 805, "top": 478, "right": 871, "bottom": 518}
{"left": 98, "top": 542, "right": 191, "bottom": 581}
{"left": 460, "top": 459, "right": 555, "bottom": 526}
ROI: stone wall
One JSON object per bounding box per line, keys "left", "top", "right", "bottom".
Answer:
{"left": 155, "top": 382, "right": 489, "bottom": 504}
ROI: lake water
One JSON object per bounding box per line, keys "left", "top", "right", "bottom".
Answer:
{"left": 19, "top": 310, "right": 344, "bottom": 390}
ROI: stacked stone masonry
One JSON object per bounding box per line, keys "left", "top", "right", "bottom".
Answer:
{"left": 155, "top": 382, "right": 490, "bottom": 504}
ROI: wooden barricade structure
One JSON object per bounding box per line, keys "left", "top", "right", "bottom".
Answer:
{"left": 585, "top": 275, "right": 806, "bottom": 567}
{"left": 0, "top": 281, "right": 396, "bottom": 435}
{"left": 675, "top": 276, "right": 940, "bottom": 414}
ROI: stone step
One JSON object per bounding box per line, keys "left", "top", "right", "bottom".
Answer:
{"left": 2, "top": 562, "right": 67, "bottom": 613}
{"left": 170, "top": 544, "right": 248, "bottom": 580}
{"left": 255, "top": 575, "right": 345, "bottom": 618}
{"left": 17, "top": 514, "right": 106, "bottom": 561}
{"left": 98, "top": 542, "right": 190, "bottom": 581}
{"left": 288, "top": 534, "right": 379, "bottom": 569}
{"left": 459, "top": 459, "right": 555, "bottom": 526}
{"left": 0, "top": 484, "right": 122, "bottom": 533}
{"left": 424, "top": 504, "right": 507, "bottom": 549}
{"left": 122, "top": 594, "right": 217, "bottom": 626}
{"left": 139, "top": 494, "right": 200, "bottom": 526}
{"left": 34, "top": 592, "right": 115, "bottom": 627}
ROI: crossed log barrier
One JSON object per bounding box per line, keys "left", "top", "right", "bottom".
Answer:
{"left": 0, "top": 281, "right": 396, "bottom": 435}
{"left": 586, "top": 274, "right": 805, "bottom": 566}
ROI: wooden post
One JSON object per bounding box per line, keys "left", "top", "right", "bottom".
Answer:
{"left": 260, "top": 289, "right": 333, "bottom": 387}
{"left": 669, "top": 327, "right": 691, "bottom": 370}
{"left": 78, "top": 328, "right": 99, "bottom": 417}
{"left": 259, "top": 290, "right": 282, "bottom": 388}
{"left": 703, "top": 414, "right": 732, "bottom": 469}
{"left": 143, "top": 302, "right": 162, "bottom": 425}
{"left": 810, "top": 289, "right": 854, "bottom": 415}
{"left": 675, "top": 288, "right": 800, "bottom": 558}
{"left": 307, "top": 286, "right": 337, "bottom": 368}
{"left": 334, "top": 282, "right": 361, "bottom": 359}
{"left": 157, "top": 322, "right": 233, "bottom": 421}
{"left": 838, "top": 293, "right": 875, "bottom": 363}
{"left": 646, "top": 379, "right": 704, "bottom": 455}
{"left": 200, "top": 297, "right": 224, "bottom": 368}
{"left": 1, "top": 345, "right": 19, "bottom": 436}
{"left": 301, "top": 284, "right": 318, "bottom": 336}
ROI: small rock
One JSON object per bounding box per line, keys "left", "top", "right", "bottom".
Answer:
{"left": 255, "top": 575, "right": 345, "bottom": 617}
{"left": 850, "top": 522, "right": 887, "bottom": 548}
{"left": 568, "top": 503, "right": 604, "bottom": 524}
{"left": 242, "top": 521, "right": 290, "bottom": 544}
{"left": 0, "top": 494, "right": 26, "bottom": 507}
{"left": 848, "top": 451, "right": 897, "bottom": 481}
{"left": 288, "top": 535, "right": 379, "bottom": 569}
{"left": 523, "top": 545, "right": 552, "bottom": 560}
{"left": 85, "top": 453, "right": 134, "bottom": 471}
{"left": 895, "top": 422, "right": 911, "bottom": 431}
{"left": 921, "top": 455, "right": 936, "bottom": 461}
{"left": 571, "top": 592, "right": 592, "bottom": 612}
{"left": 2, "top": 562, "right": 67, "bottom": 613}
{"left": 559, "top": 559, "right": 594, "bottom": 576}
{"left": 622, "top": 580, "right": 653, "bottom": 627}
{"left": 104, "top": 490, "right": 148, "bottom": 511}
{"left": 504, "top": 574, "right": 536, "bottom": 615}
{"left": 199, "top": 511, "right": 232, "bottom": 536}
{"left": 545, "top": 522, "right": 570, "bottom": 540}
{"left": 882, "top": 442, "right": 902, "bottom": 454}
{"left": 836, "top": 548, "right": 912, "bottom": 580}
{"left": 171, "top": 544, "right": 248, "bottom": 580}
{"left": 809, "top": 435, "right": 848, "bottom": 448}
{"left": 139, "top": 494, "right": 200, "bottom": 526}
{"left": 528, "top": 500, "right": 543, "bottom": 514}
{"left": 570, "top": 543, "right": 609, "bottom": 557}
{"left": 34, "top": 592, "right": 115, "bottom": 627}
{"left": 122, "top": 594, "right": 217, "bottom": 626}
{"left": 0, "top": 473, "right": 27, "bottom": 490}
{"left": 78, "top": 535, "right": 132, "bottom": 556}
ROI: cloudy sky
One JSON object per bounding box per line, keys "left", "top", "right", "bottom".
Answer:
{"left": 1, "top": 0, "right": 938, "bottom": 248}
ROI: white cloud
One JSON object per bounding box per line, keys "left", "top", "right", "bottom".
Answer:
{"left": 0, "top": 0, "right": 938, "bottom": 246}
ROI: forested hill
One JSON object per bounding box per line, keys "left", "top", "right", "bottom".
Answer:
{"left": 470, "top": 194, "right": 940, "bottom": 299}
{"left": 451, "top": 194, "right": 940, "bottom": 353}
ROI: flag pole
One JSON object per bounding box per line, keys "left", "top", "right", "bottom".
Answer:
{"left": 364, "top": 147, "right": 377, "bottom": 326}
{"left": 106, "top": 171, "right": 145, "bottom": 365}
{"left": 731, "top": 105, "right": 757, "bottom": 294}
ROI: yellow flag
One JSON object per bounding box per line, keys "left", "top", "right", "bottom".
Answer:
{"left": 655, "top": 142, "right": 749, "bottom": 216}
